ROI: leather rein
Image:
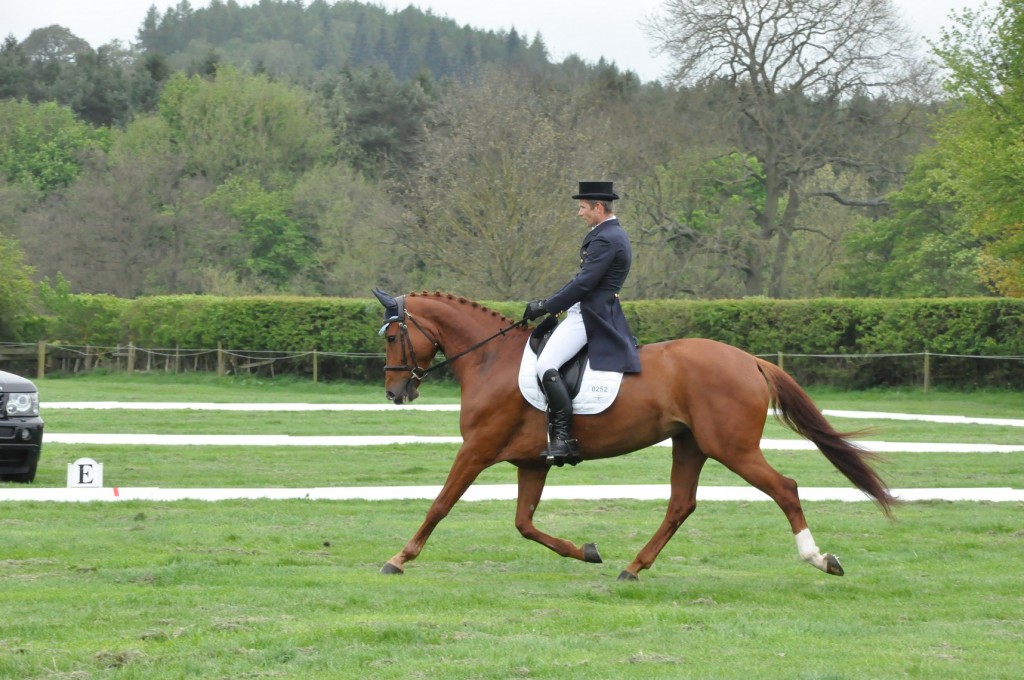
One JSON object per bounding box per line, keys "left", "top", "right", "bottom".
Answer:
{"left": 379, "top": 295, "right": 527, "bottom": 380}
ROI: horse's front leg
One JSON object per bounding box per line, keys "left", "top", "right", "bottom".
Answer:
{"left": 381, "top": 444, "right": 488, "bottom": 575}
{"left": 514, "top": 465, "right": 602, "bottom": 564}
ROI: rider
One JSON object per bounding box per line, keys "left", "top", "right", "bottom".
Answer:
{"left": 522, "top": 181, "right": 641, "bottom": 466}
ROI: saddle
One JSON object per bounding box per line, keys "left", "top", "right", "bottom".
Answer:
{"left": 528, "top": 315, "right": 588, "bottom": 398}
{"left": 518, "top": 317, "right": 625, "bottom": 415}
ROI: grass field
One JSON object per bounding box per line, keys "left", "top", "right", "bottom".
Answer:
{"left": 2, "top": 500, "right": 1021, "bottom": 679}
{"left": 1, "top": 373, "right": 1022, "bottom": 678}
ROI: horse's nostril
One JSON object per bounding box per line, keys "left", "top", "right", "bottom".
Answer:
{"left": 386, "top": 391, "right": 396, "bottom": 401}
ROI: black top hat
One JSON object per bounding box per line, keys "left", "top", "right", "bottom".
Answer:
{"left": 572, "top": 181, "right": 619, "bottom": 201}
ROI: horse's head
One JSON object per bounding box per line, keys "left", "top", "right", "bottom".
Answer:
{"left": 373, "top": 288, "right": 440, "bottom": 404}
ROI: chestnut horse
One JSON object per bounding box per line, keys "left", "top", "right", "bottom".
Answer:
{"left": 373, "top": 290, "right": 895, "bottom": 580}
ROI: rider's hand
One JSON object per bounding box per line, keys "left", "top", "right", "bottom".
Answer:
{"left": 522, "top": 299, "right": 548, "bottom": 321}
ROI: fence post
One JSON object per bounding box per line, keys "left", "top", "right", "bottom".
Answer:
{"left": 217, "top": 342, "right": 226, "bottom": 376}
{"left": 777, "top": 351, "right": 784, "bottom": 371}
{"left": 127, "top": 342, "right": 135, "bottom": 375}
{"left": 175, "top": 344, "right": 181, "bottom": 374}
{"left": 37, "top": 340, "right": 46, "bottom": 380}
{"left": 923, "top": 351, "right": 931, "bottom": 393}
{"left": 312, "top": 349, "right": 319, "bottom": 384}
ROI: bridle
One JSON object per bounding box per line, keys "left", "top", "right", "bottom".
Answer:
{"left": 379, "top": 295, "right": 527, "bottom": 381}
{"left": 379, "top": 295, "right": 440, "bottom": 380}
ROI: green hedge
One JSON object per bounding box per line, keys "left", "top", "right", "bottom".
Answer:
{"left": 22, "top": 295, "right": 1024, "bottom": 387}
{"left": 626, "top": 298, "right": 1024, "bottom": 387}
{"left": 625, "top": 298, "right": 1024, "bottom": 354}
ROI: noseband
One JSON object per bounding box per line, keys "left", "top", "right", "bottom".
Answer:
{"left": 378, "top": 295, "right": 527, "bottom": 381}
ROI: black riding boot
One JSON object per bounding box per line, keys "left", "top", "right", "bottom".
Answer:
{"left": 539, "top": 368, "right": 581, "bottom": 466}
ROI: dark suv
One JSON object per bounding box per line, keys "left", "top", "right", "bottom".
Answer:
{"left": 0, "top": 370, "right": 43, "bottom": 483}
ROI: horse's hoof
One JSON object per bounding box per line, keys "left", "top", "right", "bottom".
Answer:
{"left": 617, "top": 570, "right": 639, "bottom": 582}
{"left": 583, "top": 543, "right": 602, "bottom": 564}
{"left": 824, "top": 553, "right": 844, "bottom": 576}
{"left": 380, "top": 562, "right": 404, "bottom": 575}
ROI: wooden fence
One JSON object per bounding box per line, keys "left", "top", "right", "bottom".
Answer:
{"left": 0, "top": 342, "right": 385, "bottom": 383}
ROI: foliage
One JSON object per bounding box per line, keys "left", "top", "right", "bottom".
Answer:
{"left": 202, "top": 177, "right": 314, "bottom": 289}
{"left": 328, "top": 64, "right": 432, "bottom": 178}
{"left": 25, "top": 292, "right": 386, "bottom": 379}
{"left": 0, "top": 0, "right": 979, "bottom": 301}
{"left": 628, "top": 297, "right": 1024, "bottom": 352}
{"left": 14, "top": 294, "right": 1024, "bottom": 387}
{"left": 403, "top": 68, "right": 617, "bottom": 299}
{"left": 836, "top": 144, "right": 986, "bottom": 297}
{"left": 931, "top": 0, "right": 1024, "bottom": 296}
{"left": 648, "top": 0, "right": 933, "bottom": 297}
{"left": 628, "top": 297, "right": 1024, "bottom": 386}
{"left": 138, "top": 0, "right": 595, "bottom": 83}
{"left": 14, "top": 67, "right": 410, "bottom": 299}
{"left": 0, "top": 236, "right": 35, "bottom": 341}
{"left": 36, "top": 274, "right": 128, "bottom": 344}
{"left": 158, "top": 66, "right": 334, "bottom": 187}
{"left": 627, "top": 150, "right": 767, "bottom": 298}
{"left": 0, "top": 29, "right": 144, "bottom": 126}
{"left": 290, "top": 164, "right": 418, "bottom": 297}
{"left": 0, "top": 99, "right": 110, "bottom": 193}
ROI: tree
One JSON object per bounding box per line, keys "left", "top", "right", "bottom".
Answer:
{"left": 0, "top": 37, "right": 35, "bottom": 101}
{"left": 835, "top": 142, "right": 986, "bottom": 297}
{"left": 648, "top": 0, "right": 932, "bottom": 297}
{"left": 202, "top": 176, "right": 314, "bottom": 290}
{"left": 54, "top": 44, "right": 132, "bottom": 127}
{"left": 158, "top": 66, "right": 334, "bottom": 187}
{"left": 17, "top": 145, "right": 213, "bottom": 298}
{"left": 0, "top": 234, "right": 34, "bottom": 341}
{"left": 403, "top": 68, "right": 616, "bottom": 299}
{"left": 130, "top": 53, "right": 172, "bottom": 114}
{"left": 291, "top": 164, "right": 419, "bottom": 296}
{"left": 0, "top": 99, "right": 110, "bottom": 194}
{"left": 330, "top": 65, "right": 431, "bottom": 178}
{"left": 931, "top": 0, "right": 1024, "bottom": 296}
{"left": 19, "top": 25, "right": 90, "bottom": 63}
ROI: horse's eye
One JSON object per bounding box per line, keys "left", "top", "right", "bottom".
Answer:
{"left": 386, "top": 335, "right": 396, "bottom": 344}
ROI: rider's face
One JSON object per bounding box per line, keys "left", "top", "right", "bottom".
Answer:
{"left": 577, "top": 200, "right": 605, "bottom": 228}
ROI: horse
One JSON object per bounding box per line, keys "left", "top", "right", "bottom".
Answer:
{"left": 372, "top": 289, "right": 895, "bottom": 581}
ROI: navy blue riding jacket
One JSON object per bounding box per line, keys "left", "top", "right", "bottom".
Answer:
{"left": 542, "top": 218, "right": 641, "bottom": 373}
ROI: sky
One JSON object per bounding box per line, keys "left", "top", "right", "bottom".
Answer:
{"left": 2, "top": 0, "right": 991, "bottom": 83}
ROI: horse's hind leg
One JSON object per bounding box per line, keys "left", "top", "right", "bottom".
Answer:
{"left": 514, "top": 466, "right": 603, "bottom": 564}
{"left": 720, "top": 447, "right": 844, "bottom": 576}
{"left": 619, "top": 434, "right": 707, "bottom": 581}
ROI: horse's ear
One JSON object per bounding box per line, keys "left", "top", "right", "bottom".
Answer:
{"left": 372, "top": 288, "right": 400, "bottom": 320}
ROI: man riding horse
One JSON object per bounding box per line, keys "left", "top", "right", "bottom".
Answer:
{"left": 523, "top": 181, "right": 641, "bottom": 466}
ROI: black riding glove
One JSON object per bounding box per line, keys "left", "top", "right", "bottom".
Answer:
{"left": 522, "top": 299, "right": 548, "bottom": 321}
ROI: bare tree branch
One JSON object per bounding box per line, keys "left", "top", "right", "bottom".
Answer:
{"left": 645, "top": 0, "right": 933, "bottom": 296}
{"left": 808, "top": 190, "right": 890, "bottom": 207}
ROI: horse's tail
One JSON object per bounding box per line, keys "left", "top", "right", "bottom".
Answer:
{"left": 755, "top": 358, "right": 897, "bottom": 518}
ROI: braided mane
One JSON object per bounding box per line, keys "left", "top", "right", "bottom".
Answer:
{"left": 407, "top": 290, "right": 517, "bottom": 325}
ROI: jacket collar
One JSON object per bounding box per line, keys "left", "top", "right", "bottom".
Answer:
{"left": 585, "top": 217, "right": 619, "bottom": 240}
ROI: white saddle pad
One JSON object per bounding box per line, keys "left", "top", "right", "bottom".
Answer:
{"left": 518, "top": 339, "right": 624, "bottom": 414}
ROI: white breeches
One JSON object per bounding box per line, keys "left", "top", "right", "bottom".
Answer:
{"left": 536, "top": 308, "right": 587, "bottom": 378}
